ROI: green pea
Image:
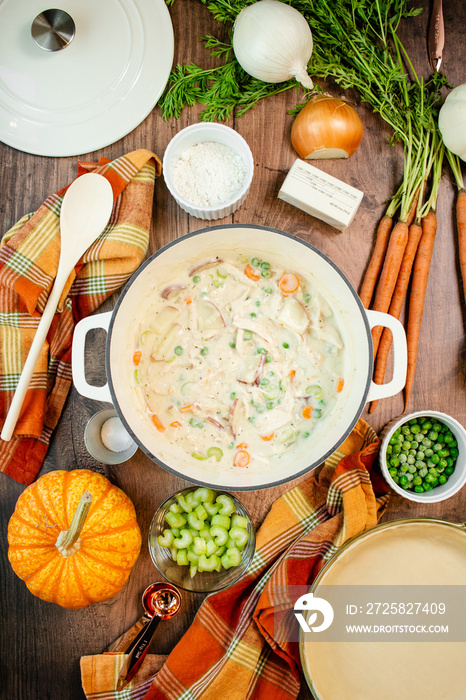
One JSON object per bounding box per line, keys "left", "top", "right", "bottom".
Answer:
{"left": 266, "top": 401, "right": 275, "bottom": 410}
{"left": 433, "top": 443, "right": 442, "bottom": 452}
{"left": 398, "top": 453, "right": 407, "bottom": 463}
{"left": 407, "top": 455, "right": 415, "bottom": 465}
{"left": 257, "top": 347, "right": 267, "bottom": 354}
{"left": 413, "top": 476, "right": 423, "bottom": 486}
{"left": 433, "top": 423, "right": 443, "bottom": 432}
{"left": 428, "top": 431, "right": 438, "bottom": 441}
{"left": 200, "top": 346, "right": 209, "bottom": 356}
{"left": 260, "top": 378, "right": 269, "bottom": 386}
{"left": 303, "top": 294, "right": 311, "bottom": 304}
{"left": 264, "top": 287, "right": 273, "bottom": 294}
{"left": 444, "top": 433, "right": 453, "bottom": 444}
{"left": 255, "top": 300, "right": 261, "bottom": 306}
{"left": 416, "top": 451, "right": 425, "bottom": 460}
{"left": 414, "top": 485, "right": 425, "bottom": 493}
{"left": 401, "top": 426, "right": 411, "bottom": 435}
{"left": 422, "top": 438, "right": 432, "bottom": 448}
{"left": 265, "top": 356, "right": 272, "bottom": 363}
{"left": 414, "top": 461, "right": 425, "bottom": 470}
{"left": 446, "top": 457, "right": 454, "bottom": 467}
{"left": 424, "top": 448, "right": 433, "bottom": 458}
{"left": 421, "top": 421, "right": 432, "bottom": 431}
{"left": 392, "top": 475, "right": 400, "bottom": 484}
{"left": 303, "top": 432, "right": 310, "bottom": 438}
{"left": 256, "top": 405, "right": 265, "bottom": 414}
{"left": 261, "top": 269, "right": 271, "bottom": 278}
{"left": 399, "top": 464, "right": 409, "bottom": 473}
{"left": 450, "top": 448, "right": 459, "bottom": 458}
{"left": 423, "top": 483, "right": 433, "bottom": 491}
{"left": 251, "top": 257, "right": 261, "bottom": 267}
{"left": 424, "top": 473, "right": 437, "bottom": 484}
{"left": 229, "top": 341, "right": 236, "bottom": 348}
{"left": 402, "top": 441, "right": 411, "bottom": 450}
{"left": 393, "top": 444, "right": 402, "bottom": 455}
{"left": 260, "top": 261, "right": 270, "bottom": 270}
{"left": 445, "top": 466, "right": 455, "bottom": 475}
{"left": 174, "top": 345, "right": 183, "bottom": 355}
{"left": 282, "top": 342, "right": 289, "bottom": 349}
{"left": 390, "top": 457, "right": 400, "bottom": 467}
{"left": 411, "top": 441, "right": 419, "bottom": 450}
{"left": 430, "top": 454, "right": 439, "bottom": 464}
{"left": 193, "top": 275, "right": 201, "bottom": 283}
{"left": 419, "top": 467, "right": 428, "bottom": 477}
{"left": 439, "top": 458, "right": 448, "bottom": 469}
{"left": 414, "top": 433, "right": 424, "bottom": 443}
{"left": 250, "top": 312, "right": 257, "bottom": 318}
{"left": 408, "top": 464, "right": 417, "bottom": 473}
{"left": 439, "top": 475, "right": 448, "bottom": 485}
{"left": 399, "top": 475, "right": 410, "bottom": 489}
{"left": 243, "top": 331, "right": 253, "bottom": 341}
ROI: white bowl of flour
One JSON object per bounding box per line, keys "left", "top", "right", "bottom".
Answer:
{"left": 163, "top": 123, "right": 254, "bottom": 220}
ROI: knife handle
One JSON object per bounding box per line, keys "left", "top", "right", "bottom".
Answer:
{"left": 428, "top": 0, "right": 444, "bottom": 72}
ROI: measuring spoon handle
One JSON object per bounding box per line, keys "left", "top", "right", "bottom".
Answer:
{"left": 116, "top": 613, "right": 161, "bottom": 691}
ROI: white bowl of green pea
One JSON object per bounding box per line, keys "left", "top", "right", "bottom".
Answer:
{"left": 380, "top": 411, "right": 466, "bottom": 502}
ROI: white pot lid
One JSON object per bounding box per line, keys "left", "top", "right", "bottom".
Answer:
{"left": 0, "top": 0, "right": 174, "bottom": 156}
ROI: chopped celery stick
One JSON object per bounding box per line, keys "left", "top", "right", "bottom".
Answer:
{"left": 193, "top": 537, "right": 207, "bottom": 555}
{"left": 174, "top": 529, "right": 193, "bottom": 549}
{"left": 187, "top": 512, "right": 204, "bottom": 530}
{"left": 192, "top": 451, "right": 207, "bottom": 460}
{"left": 198, "top": 554, "right": 220, "bottom": 572}
{"left": 194, "top": 504, "right": 208, "bottom": 521}
{"left": 193, "top": 487, "right": 215, "bottom": 503}
{"left": 170, "top": 547, "right": 177, "bottom": 560}
{"left": 157, "top": 529, "right": 174, "bottom": 547}
{"left": 306, "top": 384, "right": 323, "bottom": 399}
{"left": 231, "top": 514, "right": 248, "bottom": 529}
{"left": 171, "top": 528, "right": 180, "bottom": 538}
{"left": 221, "top": 547, "right": 241, "bottom": 569}
{"left": 229, "top": 526, "right": 249, "bottom": 548}
{"left": 176, "top": 494, "right": 193, "bottom": 513}
{"left": 206, "top": 446, "right": 223, "bottom": 462}
{"left": 169, "top": 502, "right": 183, "bottom": 514}
{"left": 189, "top": 527, "right": 199, "bottom": 539}
{"left": 199, "top": 528, "right": 212, "bottom": 541}
{"left": 210, "top": 525, "right": 228, "bottom": 546}
{"left": 186, "top": 492, "right": 197, "bottom": 508}
{"left": 211, "top": 514, "right": 231, "bottom": 529}
{"left": 215, "top": 545, "right": 226, "bottom": 557}
{"left": 204, "top": 502, "right": 220, "bottom": 516}
{"left": 206, "top": 539, "right": 218, "bottom": 556}
{"left": 189, "top": 564, "right": 198, "bottom": 578}
{"left": 187, "top": 551, "right": 200, "bottom": 564}
{"left": 176, "top": 549, "right": 189, "bottom": 566}
{"left": 165, "top": 511, "right": 187, "bottom": 529}
{"left": 214, "top": 558, "right": 222, "bottom": 573}
{"left": 216, "top": 494, "right": 235, "bottom": 516}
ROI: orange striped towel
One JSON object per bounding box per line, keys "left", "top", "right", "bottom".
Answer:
{"left": 81, "top": 418, "right": 389, "bottom": 700}
{"left": 0, "top": 149, "right": 161, "bottom": 484}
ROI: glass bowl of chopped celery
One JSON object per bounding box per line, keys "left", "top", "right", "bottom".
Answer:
{"left": 148, "top": 486, "right": 256, "bottom": 592}
{"left": 379, "top": 410, "right": 466, "bottom": 503}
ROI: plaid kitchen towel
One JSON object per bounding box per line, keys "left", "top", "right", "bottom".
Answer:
{"left": 0, "top": 149, "right": 161, "bottom": 484}
{"left": 81, "top": 418, "right": 389, "bottom": 700}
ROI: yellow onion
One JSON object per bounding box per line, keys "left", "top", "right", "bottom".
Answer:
{"left": 291, "top": 95, "right": 364, "bottom": 160}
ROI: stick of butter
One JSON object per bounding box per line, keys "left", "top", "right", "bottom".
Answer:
{"left": 278, "top": 159, "right": 364, "bottom": 231}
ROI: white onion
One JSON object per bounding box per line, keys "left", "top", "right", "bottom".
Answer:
{"left": 439, "top": 83, "right": 466, "bottom": 162}
{"left": 233, "top": 0, "right": 313, "bottom": 89}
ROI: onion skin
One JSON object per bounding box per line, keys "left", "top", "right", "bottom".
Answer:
{"left": 291, "top": 95, "right": 364, "bottom": 160}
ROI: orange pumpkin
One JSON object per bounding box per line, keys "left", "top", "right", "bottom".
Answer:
{"left": 7, "top": 469, "right": 141, "bottom": 609}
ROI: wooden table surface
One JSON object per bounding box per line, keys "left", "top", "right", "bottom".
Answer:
{"left": 1, "top": 1, "right": 465, "bottom": 698}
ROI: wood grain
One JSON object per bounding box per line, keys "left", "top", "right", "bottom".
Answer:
{"left": 1, "top": 1, "right": 465, "bottom": 698}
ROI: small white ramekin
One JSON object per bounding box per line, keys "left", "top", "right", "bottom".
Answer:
{"left": 379, "top": 410, "right": 466, "bottom": 503}
{"left": 162, "top": 123, "right": 254, "bottom": 220}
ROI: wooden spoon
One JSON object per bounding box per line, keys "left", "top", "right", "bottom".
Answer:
{"left": 1, "top": 173, "right": 114, "bottom": 441}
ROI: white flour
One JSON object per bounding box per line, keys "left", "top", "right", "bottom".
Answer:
{"left": 173, "top": 141, "right": 247, "bottom": 208}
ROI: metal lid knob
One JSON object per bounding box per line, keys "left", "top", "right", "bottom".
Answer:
{"left": 31, "top": 9, "right": 75, "bottom": 52}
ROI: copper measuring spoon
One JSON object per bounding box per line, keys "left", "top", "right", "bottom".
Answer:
{"left": 110, "top": 582, "right": 181, "bottom": 691}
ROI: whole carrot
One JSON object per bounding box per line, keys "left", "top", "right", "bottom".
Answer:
{"left": 369, "top": 220, "right": 423, "bottom": 413}
{"left": 359, "top": 214, "right": 393, "bottom": 308}
{"left": 457, "top": 188, "right": 466, "bottom": 303}
{"left": 370, "top": 220, "right": 409, "bottom": 357}
{"left": 404, "top": 210, "right": 437, "bottom": 412}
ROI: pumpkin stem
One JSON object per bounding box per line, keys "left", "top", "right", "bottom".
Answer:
{"left": 55, "top": 491, "right": 93, "bottom": 558}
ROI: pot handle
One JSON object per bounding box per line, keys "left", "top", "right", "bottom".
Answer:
{"left": 72, "top": 312, "right": 113, "bottom": 403}
{"left": 365, "top": 310, "right": 407, "bottom": 402}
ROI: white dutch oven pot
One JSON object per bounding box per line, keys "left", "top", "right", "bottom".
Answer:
{"left": 72, "top": 225, "right": 407, "bottom": 490}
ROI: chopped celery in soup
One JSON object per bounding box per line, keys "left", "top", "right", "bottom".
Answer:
{"left": 131, "top": 254, "right": 345, "bottom": 468}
